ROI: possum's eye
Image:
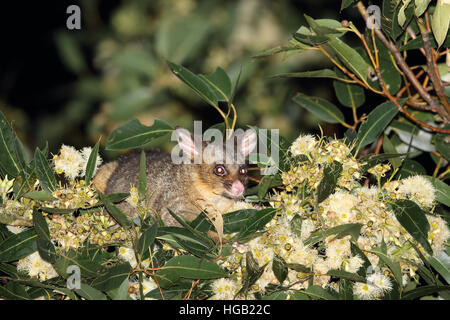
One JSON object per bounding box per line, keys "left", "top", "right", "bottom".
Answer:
{"left": 239, "top": 167, "right": 247, "bottom": 175}
{"left": 213, "top": 165, "right": 227, "bottom": 176}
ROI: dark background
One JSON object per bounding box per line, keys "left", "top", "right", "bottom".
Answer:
{"left": 0, "top": 1, "right": 391, "bottom": 160}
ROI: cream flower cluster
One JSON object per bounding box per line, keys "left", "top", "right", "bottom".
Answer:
{"left": 53, "top": 145, "right": 102, "bottom": 180}
{"left": 211, "top": 135, "right": 449, "bottom": 300}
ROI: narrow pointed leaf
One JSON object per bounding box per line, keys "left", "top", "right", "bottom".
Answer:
{"left": 293, "top": 92, "right": 345, "bottom": 124}
{"left": 106, "top": 119, "right": 173, "bottom": 151}
{"left": 84, "top": 142, "right": 99, "bottom": 184}
{"left": 355, "top": 100, "right": 401, "bottom": 153}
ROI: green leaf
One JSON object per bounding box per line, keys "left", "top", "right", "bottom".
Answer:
{"left": 396, "top": 159, "right": 426, "bottom": 178}
{"left": 290, "top": 214, "right": 303, "bottom": 238}
{"left": 339, "top": 279, "right": 354, "bottom": 300}
{"left": 397, "top": 0, "right": 414, "bottom": 28}
{"left": 98, "top": 191, "right": 133, "bottom": 228}
{"left": 415, "top": 0, "right": 432, "bottom": 17}
{"left": 361, "top": 153, "right": 407, "bottom": 175}
{"left": 146, "top": 281, "right": 192, "bottom": 300}
{"left": 0, "top": 228, "right": 37, "bottom": 262}
{"left": 53, "top": 251, "right": 104, "bottom": 278}
{"left": 0, "top": 281, "right": 31, "bottom": 300}
{"left": 157, "top": 227, "right": 213, "bottom": 258}
{"left": 105, "top": 119, "right": 173, "bottom": 151}
{"left": 316, "top": 161, "right": 343, "bottom": 203}
{"left": 271, "top": 69, "right": 349, "bottom": 82}
{"left": 237, "top": 251, "right": 267, "bottom": 297}
{"left": 355, "top": 100, "right": 400, "bottom": 153}
{"left": 333, "top": 69, "right": 365, "bottom": 109}
{"left": 293, "top": 32, "right": 330, "bottom": 45}
{"left": 33, "top": 209, "right": 56, "bottom": 263}
{"left": 39, "top": 207, "right": 75, "bottom": 214}
{"left": 423, "top": 176, "right": 450, "bottom": 207}
{"left": 293, "top": 92, "right": 345, "bottom": 124}
{"left": 366, "top": 31, "right": 402, "bottom": 95}
{"left": 383, "top": 136, "right": 402, "bottom": 169}
{"left": 84, "top": 142, "right": 99, "bottom": 184}
{"left": 341, "top": 0, "right": 356, "bottom": 10}
{"left": 34, "top": 148, "right": 58, "bottom": 193}
{"left": 304, "top": 223, "right": 362, "bottom": 246}
{"left": 252, "top": 44, "right": 307, "bottom": 59}
{"left": 91, "top": 263, "right": 131, "bottom": 292}
{"left": 434, "top": 131, "right": 450, "bottom": 161}
{"left": 235, "top": 208, "right": 277, "bottom": 240}
{"left": 165, "top": 209, "right": 214, "bottom": 245}
{"left": 75, "top": 283, "right": 108, "bottom": 300}
{"left": 304, "top": 15, "right": 343, "bottom": 36}
{"left": 262, "top": 291, "right": 289, "bottom": 300}
{"left": 304, "top": 285, "right": 337, "bottom": 300}
{"left": 105, "top": 192, "right": 131, "bottom": 203}
{"left": 391, "top": 199, "right": 432, "bottom": 254}
{"left": 400, "top": 33, "right": 450, "bottom": 50}
{"left": 138, "top": 223, "right": 158, "bottom": 261}
{"left": 32, "top": 209, "right": 50, "bottom": 241}
{"left": 167, "top": 61, "right": 229, "bottom": 107}
{"left": 272, "top": 255, "right": 288, "bottom": 284}
{"left": 402, "top": 285, "right": 450, "bottom": 300}
{"left": 431, "top": 1, "right": 450, "bottom": 47}
{"left": 0, "top": 111, "right": 25, "bottom": 177}
{"left": 326, "top": 37, "right": 372, "bottom": 84}
{"left": 106, "top": 278, "right": 130, "bottom": 300}
{"left": 155, "top": 255, "right": 227, "bottom": 288}
{"left": 22, "top": 191, "right": 57, "bottom": 202}
{"left": 138, "top": 150, "right": 147, "bottom": 200}
{"left": 381, "top": 0, "right": 396, "bottom": 37}
{"left": 199, "top": 67, "right": 232, "bottom": 100}
{"left": 428, "top": 251, "right": 450, "bottom": 284}
{"left": 222, "top": 209, "right": 257, "bottom": 234}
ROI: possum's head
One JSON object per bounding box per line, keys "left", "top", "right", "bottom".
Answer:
{"left": 174, "top": 127, "right": 257, "bottom": 199}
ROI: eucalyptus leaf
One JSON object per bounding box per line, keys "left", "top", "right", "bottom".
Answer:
{"left": 431, "top": 0, "right": 450, "bottom": 47}
{"left": 355, "top": 100, "right": 400, "bottom": 153}
{"left": 304, "top": 223, "right": 362, "bottom": 246}
{"left": 84, "top": 142, "right": 99, "bottom": 184}
{"left": 0, "top": 111, "right": 25, "bottom": 177}
{"left": 98, "top": 191, "right": 133, "bottom": 228}
{"left": 155, "top": 255, "right": 227, "bottom": 288}
{"left": 0, "top": 228, "right": 37, "bottom": 262}
{"left": 91, "top": 263, "right": 131, "bottom": 292}
{"left": 316, "top": 161, "right": 343, "bottom": 203}
{"left": 391, "top": 199, "right": 432, "bottom": 254}
{"left": 34, "top": 148, "right": 58, "bottom": 193}
{"left": 105, "top": 119, "right": 173, "bottom": 151}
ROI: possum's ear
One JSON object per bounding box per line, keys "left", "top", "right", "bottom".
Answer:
{"left": 175, "top": 126, "right": 200, "bottom": 159}
{"left": 238, "top": 129, "right": 258, "bottom": 156}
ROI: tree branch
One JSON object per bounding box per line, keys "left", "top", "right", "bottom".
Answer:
{"left": 356, "top": 1, "right": 449, "bottom": 123}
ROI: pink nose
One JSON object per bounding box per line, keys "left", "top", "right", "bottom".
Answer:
{"left": 231, "top": 181, "right": 244, "bottom": 197}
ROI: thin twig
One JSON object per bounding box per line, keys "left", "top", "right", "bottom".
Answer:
{"left": 356, "top": 2, "right": 447, "bottom": 121}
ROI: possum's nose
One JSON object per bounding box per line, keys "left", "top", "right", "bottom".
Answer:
{"left": 231, "top": 180, "right": 245, "bottom": 197}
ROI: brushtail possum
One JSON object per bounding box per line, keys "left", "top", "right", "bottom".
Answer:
{"left": 93, "top": 127, "right": 258, "bottom": 227}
